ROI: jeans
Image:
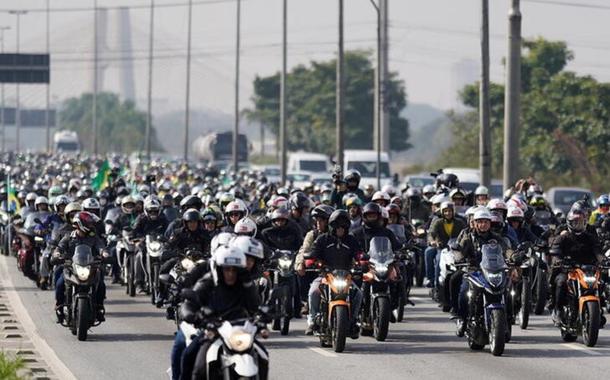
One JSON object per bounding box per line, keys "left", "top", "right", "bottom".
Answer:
{"left": 170, "top": 330, "right": 186, "bottom": 380}
{"left": 458, "top": 278, "right": 471, "bottom": 320}
{"left": 424, "top": 247, "right": 438, "bottom": 286}
{"left": 308, "top": 277, "right": 363, "bottom": 326}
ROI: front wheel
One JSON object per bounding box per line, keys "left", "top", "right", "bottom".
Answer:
{"left": 332, "top": 306, "right": 349, "bottom": 353}
{"left": 533, "top": 269, "right": 547, "bottom": 315}
{"left": 76, "top": 297, "right": 90, "bottom": 341}
{"left": 582, "top": 301, "right": 600, "bottom": 347}
{"left": 415, "top": 255, "right": 425, "bottom": 287}
{"left": 150, "top": 263, "right": 159, "bottom": 305}
{"left": 519, "top": 277, "right": 531, "bottom": 330}
{"left": 489, "top": 309, "right": 506, "bottom": 356}
{"left": 127, "top": 255, "right": 135, "bottom": 297}
{"left": 374, "top": 297, "right": 390, "bottom": 342}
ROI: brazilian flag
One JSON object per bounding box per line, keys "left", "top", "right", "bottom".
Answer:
{"left": 91, "top": 160, "right": 111, "bottom": 191}
{"left": 6, "top": 175, "right": 20, "bottom": 213}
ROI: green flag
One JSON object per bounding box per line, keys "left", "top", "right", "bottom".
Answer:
{"left": 91, "top": 160, "right": 110, "bottom": 191}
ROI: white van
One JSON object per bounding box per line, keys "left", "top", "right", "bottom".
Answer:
{"left": 288, "top": 152, "right": 330, "bottom": 174}
{"left": 344, "top": 149, "right": 392, "bottom": 189}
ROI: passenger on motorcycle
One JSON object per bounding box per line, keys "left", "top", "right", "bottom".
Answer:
{"left": 506, "top": 206, "right": 539, "bottom": 244}
{"left": 53, "top": 211, "right": 107, "bottom": 324}
{"left": 344, "top": 195, "right": 363, "bottom": 232}
{"left": 305, "top": 210, "right": 363, "bottom": 338}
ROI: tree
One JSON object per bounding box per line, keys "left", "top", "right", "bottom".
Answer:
{"left": 246, "top": 51, "right": 410, "bottom": 155}
{"left": 60, "top": 92, "right": 163, "bottom": 154}
{"left": 438, "top": 38, "right": 610, "bottom": 191}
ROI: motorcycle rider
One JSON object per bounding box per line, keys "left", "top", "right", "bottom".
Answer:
{"left": 222, "top": 200, "right": 247, "bottom": 233}
{"left": 162, "top": 193, "right": 180, "bottom": 223}
{"left": 506, "top": 206, "right": 538, "bottom": 244}
{"left": 405, "top": 188, "right": 431, "bottom": 223}
{"left": 261, "top": 207, "right": 303, "bottom": 252}
{"left": 52, "top": 211, "right": 107, "bottom": 323}
{"left": 352, "top": 202, "right": 401, "bottom": 253}
{"left": 289, "top": 192, "right": 312, "bottom": 236}
{"left": 305, "top": 210, "right": 363, "bottom": 338}
{"left": 201, "top": 208, "right": 219, "bottom": 238}
{"left": 20, "top": 192, "right": 37, "bottom": 218}
{"left": 474, "top": 186, "right": 490, "bottom": 206}
{"left": 345, "top": 196, "right": 363, "bottom": 232}
{"left": 425, "top": 201, "right": 466, "bottom": 288}
{"left": 330, "top": 170, "right": 366, "bottom": 209}
{"left": 589, "top": 194, "right": 610, "bottom": 226}
{"left": 131, "top": 197, "right": 169, "bottom": 293}
{"left": 454, "top": 209, "right": 510, "bottom": 335}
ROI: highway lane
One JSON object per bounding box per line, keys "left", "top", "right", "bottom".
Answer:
{"left": 3, "top": 252, "right": 610, "bottom": 380}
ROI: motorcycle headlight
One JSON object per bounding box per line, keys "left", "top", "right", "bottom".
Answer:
{"left": 375, "top": 265, "right": 388, "bottom": 277}
{"left": 417, "top": 228, "right": 426, "bottom": 235}
{"left": 485, "top": 272, "right": 504, "bottom": 287}
{"left": 227, "top": 328, "right": 254, "bottom": 353}
{"left": 181, "top": 258, "right": 195, "bottom": 272}
{"left": 278, "top": 257, "right": 292, "bottom": 271}
{"left": 148, "top": 241, "right": 161, "bottom": 251}
{"left": 73, "top": 264, "right": 91, "bottom": 281}
{"left": 583, "top": 275, "right": 597, "bottom": 286}
{"left": 332, "top": 278, "right": 348, "bottom": 293}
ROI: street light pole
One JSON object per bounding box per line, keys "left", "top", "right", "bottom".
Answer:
{"left": 45, "top": 0, "right": 51, "bottom": 152}
{"left": 0, "top": 26, "right": 10, "bottom": 153}
{"left": 336, "top": 0, "right": 345, "bottom": 171}
{"left": 279, "top": 0, "right": 287, "bottom": 185}
{"left": 369, "top": 0, "right": 381, "bottom": 190}
{"left": 184, "top": 0, "right": 192, "bottom": 161}
{"left": 479, "top": 0, "right": 492, "bottom": 187}
{"left": 145, "top": 0, "right": 155, "bottom": 160}
{"left": 233, "top": 0, "right": 241, "bottom": 172}
{"left": 503, "top": 0, "right": 522, "bottom": 191}
{"left": 92, "top": 0, "right": 98, "bottom": 155}
{"left": 9, "top": 10, "right": 27, "bottom": 153}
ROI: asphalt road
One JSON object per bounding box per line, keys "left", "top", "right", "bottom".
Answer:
{"left": 3, "top": 253, "right": 610, "bottom": 380}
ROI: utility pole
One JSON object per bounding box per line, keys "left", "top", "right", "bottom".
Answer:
{"left": 260, "top": 122, "right": 265, "bottom": 157}
{"left": 45, "top": 0, "right": 51, "bottom": 152}
{"left": 379, "top": 0, "right": 390, "bottom": 154}
{"left": 0, "top": 26, "right": 9, "bottom": 153}
{"left": 9, "top": 10, "right": 27, "bottom": 153}
{"left": 370, "top": 0, "right": 381, "bottom": 189}
{"left": 279, "top": 0, "right": 287, "bottom": 185}
{"left": 145, "top": 0, "right": 155, "bottom": 160}
{"left": 233, "top": 0, "right": 241, "bottom": 172}
{"left": 503, "top": 0, "right": 522, "bottom": 191}
{"left": 479, "top": 0, "right": 491, "bottom": 187}
{"left": 184, "top": 0, "right": 192, "bottom": 161}
{"left": 336, "top": 0, "right": 345, "bottom": 171}
{"left": 92, "top": 0, "right": 98, "bottom": 155}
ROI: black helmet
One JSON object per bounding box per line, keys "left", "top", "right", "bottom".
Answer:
{"left": 567, "top": 210, "right": 586, "bottom": 234}
{"left": 436, "top": 173, "right": 459, "bottom": 189}
{"left": 311, "top": 204, "right": 335, "bottom": 220}
{"left": 329, "top": 209, "right": 350, "bottom": 232}
{"left": 362, "top": 202, "right": 382, "bottom": 228}
{"left": 182, "top": 208, "right": 202, "bottom": 223}
{"left": 180, "top": 195, "right": 203, "bottom": 211}
{"left": 344, "top": 170, "right": 361, "bottom": 190}
{"left": 290, "top": 191, "right": 311, "bottom": 210}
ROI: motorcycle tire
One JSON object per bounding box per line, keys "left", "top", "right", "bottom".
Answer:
{"left": 561, "top": 329, "right": 577, "bottom": 342}
{"left": 77, "top": 297, "right": 89, "bottom": 342}
{"left": 280, "top": 317, "right": 290, "bottom": 336}
{"left": 519, "top": 277, "right": 531, "bottom": 330}
{"left": 533, "top": 269, "right": 547, "bottom": 315}
{"left": 467, "top": 337, "right": 484, "bottom": 351}
{"left": 150, "top": 264, "right": 159, "bottom": 305}
{"left": 128, "top": 256, "right": 136, "bottom": 298}
{"left": 374, "top": 297, "right": 390, "bottom": 342}
{"left": 489, "top": 308, "right": 506, "bottom": 356}
{"left": 582, "top": 301, "right": 600, "bottom": 347}
{"left": 416, "top": 256, "right": 425, "bottom": 287}
{"left": 280, "top": 290, "right": 291, "bottom": 336}
{"left": 396, "top": 282, "right": 406, "bottom": 322}
{"left": 332, "top": 305, "right": 349, "bottom": 353}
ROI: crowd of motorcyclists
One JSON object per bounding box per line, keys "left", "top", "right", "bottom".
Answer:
{"left": 2, "top": 151, "right": 610, "bottom": 377}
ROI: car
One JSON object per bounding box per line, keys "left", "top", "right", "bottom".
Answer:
{"left": 404, "top": 174, "right": 434, "bottom": 190}
{"left": 261, "top": 165, "right": 281, "bottom": 184}
{"left": 545, "top": 187, "right": 593, "bottom": 215}
{"left": 288, "top": 152, "right": 331, "bottom": 174}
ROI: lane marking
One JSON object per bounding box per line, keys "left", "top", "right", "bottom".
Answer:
{"left": 0, "top": 256, "right": 78, "bottom": 380}
{"left": 308, "top": 347, "right": 338, "bottom": 357}
{"left": 562, "top": 343, "right": 603, "bottom": 356}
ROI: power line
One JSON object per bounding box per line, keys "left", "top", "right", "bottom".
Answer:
{"left": 523, "top": 0, "right": 610, "bottom": 10}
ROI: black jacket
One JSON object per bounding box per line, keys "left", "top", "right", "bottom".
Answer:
{"left": 261, "top": 221, "right": 303, "bottom": 252}
{"left": 131, "top": 213, "right": 169, "bottom": 239}
{"left": 167, "top": 225, "right": 212, "bottom": 257}
{"left": 307, "top": 232, "right": 361, "bottom": 271}
{"left": 457, "top": 230, "right": 509, "bottom": 266}
{"left": 550, "top": 231, "right": 601, "bottom": 265}
{"left": 352, "top": 224, "right": 401, "bottom": 253}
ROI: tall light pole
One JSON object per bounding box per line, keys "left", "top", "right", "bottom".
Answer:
{"left": 92, "top": 0, "right": 98, "bottom": 155}
{"left": 9, "top": 10, "right": 27, "bottom": 153}
{"left": 233, "top": 0, "right": 241, "bottom": 172}
{"left": 45, "top": 0, "right": 51, "bottom": 152}
{"left": 479, "top": 0, "right": 492, "bottom": 187}
{"left": 370, "top": 0, "right": 381, "bottom": 189}
{"left": 0, "top": 26, "right": 10, "bottom": 153}
{"left": 279, "top": 0, "right": 287, "bottom": 185}
{"left": 379, "top": 0, "right": 389, "bottom": 155}
{"left": 336, "top": 0, "right": 345, "bottom": 171}
{"left": 145, "top": 0, "right": 155, "bottom": 160}
{"left": 503, "top": 0, "right": 522, "bottom": 191}
{"left": 184, "top": 0, "right": 192, "bottom": 161}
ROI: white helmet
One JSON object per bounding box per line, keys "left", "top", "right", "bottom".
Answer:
{"left": 473, "top": 208, "right": 492, "bottom": 221}
{"left": 506, "top": 206, "right": 524, "bottom": 220}
{"left": 210, "top": 232, "right": 236, "bottom": 254}
{"left": 210, "top": 245, "right": 246, "bottom": 285}
{"left": 225, "top": 200, "right": 247, "bottom": 215}
{"left": 34, "top": 196, "right": 49, "bottom": 209}
{"left": 231, "top": 235, "right": 264, "bottom": 260}
{"left": 372, "top": 191, "right": 390, "bottom": 203}
{"left": 475, "top": 186, "right": 489, "bottom": 196}
{"left": 465, "top": 206, "right": 482, "bottom": 218}
{"left": 121, "top": 195, "right": 136, "bottom": 214}
{"left": 381, "top": 184, "right": 396, "bottom": 197}
{"left": 26, "top": 192, "right": 38, "bottom": 202}
{"left": 234, "top": 217, "right": 257, "bottom": 236}
{"left": 144, "top": 197, "right": 161, "bottom": 219}
{"left": 488, "top": 198, "right": 507, "bottom": 211}
{"left": 440, "top": 201, "right": 455, "bottom": 213}
{"left": 82, "top": 197, "right": 101, "bottom": 211}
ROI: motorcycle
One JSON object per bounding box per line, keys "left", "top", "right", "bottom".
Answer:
{"left": 555, "top": 257, "right": 607, "bottom": 347}
{"left": 437, "top": 239, "right": 458, "bottom": 313}
{"left": 61, "top": 244, "right": 104, "bottom": 341}
{"left": 266, "top": 249, "right": 297, "bottom": 335}
{"left": 361, "top": 236, "right": 399, "bottom": 341}
{"left": 410, "top": 219, "right": 427, "bottom": 287}
{"left": 506, "top": 243, "right": 532, "bottom": 331}
{"left": 313, "top": 266, "right": 357, "bottom": 353}
{"left": 116, "top": 227, "right": 138, "bottom": 297}
{"left": 145, "top": 234, "right": 166, "bottom": 305}
{"left": 16, "top": 229, "right": 41, "bottom": 282}
{"left": 530, "top": 242, "right": 549, "bottom": 316}
{"left": 461, "top": 242, "right": 509, "bottom": 356}
{"left": 387, "top": 224, "right": 413, "bottom": 322}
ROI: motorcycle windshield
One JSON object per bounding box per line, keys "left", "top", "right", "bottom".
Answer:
{"left": 368, "top": 237, "right": 394, "bottom": 263}
{"left": 387, "top": 224, "right": 406, "bottom": 244}
{"left": 479, "top": 243, "right": 506, "bottom": 272}
{"left": 72, "top": 245, "right": 95, "bottom": 266}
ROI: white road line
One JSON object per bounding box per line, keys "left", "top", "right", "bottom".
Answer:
{"left": 0, "top": 256, "right": 78, "bottom": 380}
{"left": 562, "top": 343, "right": 603, "bottom": 356}
{"left": 308, "top": 347, "right": 338, "bottom": 357}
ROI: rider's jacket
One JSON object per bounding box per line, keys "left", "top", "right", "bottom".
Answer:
{"left": 550, "top": 230, "right": 601, "bottom": 265}
{"left": 307, "top": 232, "right": 361, "bottom": 271}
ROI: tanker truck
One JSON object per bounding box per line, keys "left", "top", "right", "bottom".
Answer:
{"left": 192, "top": 131, "right": 249, "bottom": 168}
{"left": 53, "top": 130, "right": 80, "bottom": 153}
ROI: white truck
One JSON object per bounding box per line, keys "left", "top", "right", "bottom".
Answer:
{"left": 343, "top": 149, "right": 392, "bottom": 189}
{"left": 53, "top": 130, "right": 80, "bottom": 152}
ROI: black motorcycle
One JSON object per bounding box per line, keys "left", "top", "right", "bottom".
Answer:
{"left": 266, "top": 250, "right": 297, "bottom": 335}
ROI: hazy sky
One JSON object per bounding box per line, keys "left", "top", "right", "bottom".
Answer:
{"left": 1, "top": 0, "right": 609, "bottom": 115}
